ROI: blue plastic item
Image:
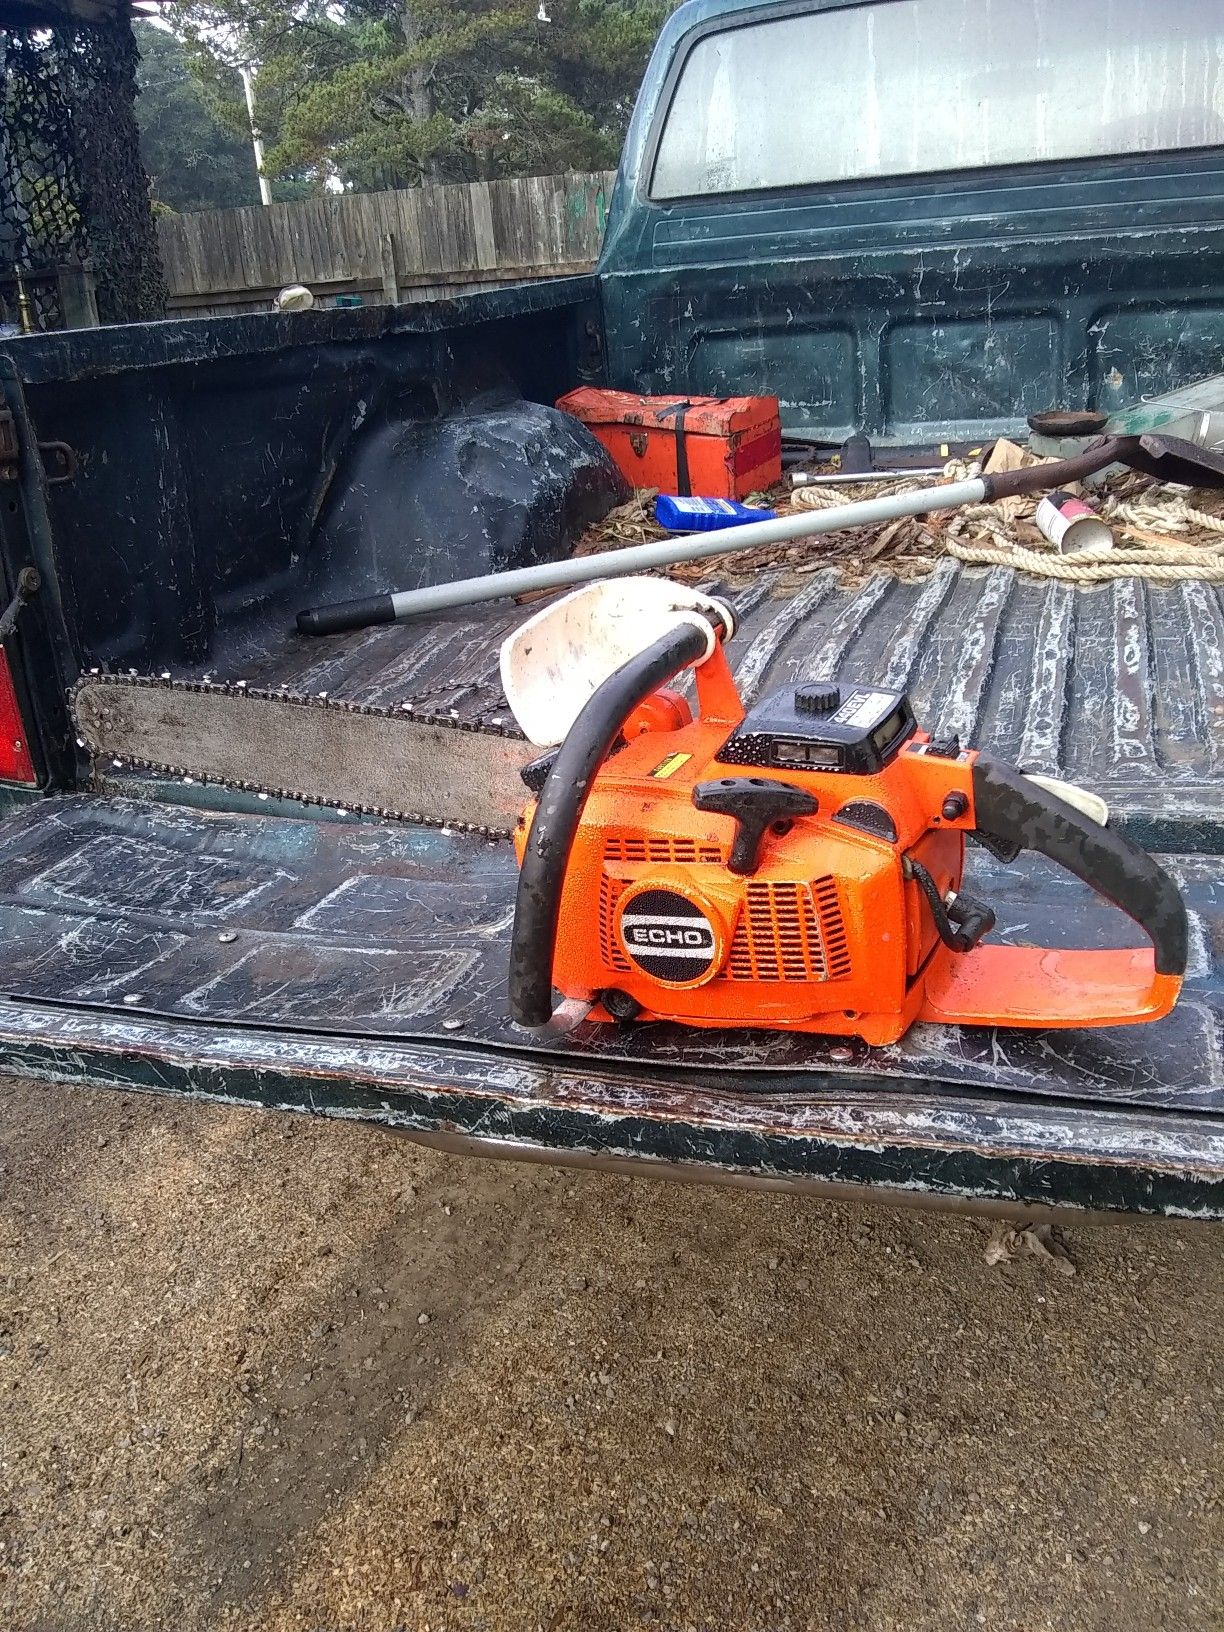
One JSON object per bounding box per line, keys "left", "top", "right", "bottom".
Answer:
{"left": 655, "top": 494, "right": 776, "bottom": 532}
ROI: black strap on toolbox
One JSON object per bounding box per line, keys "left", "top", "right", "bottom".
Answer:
{"left": 657, "top": 399, "right": 693, "bottom": 495}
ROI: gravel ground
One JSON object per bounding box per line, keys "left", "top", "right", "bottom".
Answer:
{"left": 0, "top": 1074, "right": 1220, "bottom": 1632}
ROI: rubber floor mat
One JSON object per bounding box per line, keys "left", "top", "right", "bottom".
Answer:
{"left": 0, "top": 796, "right": 1220, "bottom": 1115}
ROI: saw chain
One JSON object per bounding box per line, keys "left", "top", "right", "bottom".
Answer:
{"left": 70, "top": 671, "right": 533, "bottom": 840}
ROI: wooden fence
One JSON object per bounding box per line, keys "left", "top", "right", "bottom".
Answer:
{"left": 157, "top": 171, "right": 617, "bottom": 317}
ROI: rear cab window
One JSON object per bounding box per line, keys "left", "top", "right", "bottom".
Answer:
{"left": 650, "top": 0, "right": 1224, "bottom": 199}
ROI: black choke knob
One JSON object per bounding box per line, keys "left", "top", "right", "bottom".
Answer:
{"left": 794, "top": 683, "right": 840, "bottom": 716}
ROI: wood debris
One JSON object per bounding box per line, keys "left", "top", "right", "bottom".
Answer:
{"left": 573, "top": 442, "right": 1224, "bottom": 589}
{"left": 573, "top": 485, "right": 943, "bottom": 589}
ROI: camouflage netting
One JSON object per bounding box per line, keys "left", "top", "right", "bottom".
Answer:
{"left": 0, "top": 10, "right": 165, "bottom": 327}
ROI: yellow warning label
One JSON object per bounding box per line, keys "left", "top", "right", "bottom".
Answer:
{"left": 649, "top": 751, "right": 692, "bottom": 780}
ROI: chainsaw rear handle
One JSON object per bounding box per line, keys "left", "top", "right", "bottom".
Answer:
{"left": 509, "top": 618, "right": 716, "bottom": 1027}
{"left": 970, "top": 758, "right": 1188, "bottom": 977}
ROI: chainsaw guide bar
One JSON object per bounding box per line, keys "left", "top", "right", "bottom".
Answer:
{"left": 70, "top": 672, "right": 536, "bottom": 839}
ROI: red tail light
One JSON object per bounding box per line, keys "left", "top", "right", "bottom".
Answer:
{"left": 0, "top": 647, "right": 36, "bottom": 783}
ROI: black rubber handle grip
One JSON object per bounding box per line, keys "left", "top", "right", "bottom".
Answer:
{"left": 970, "top": 758, "right": 1187, "bottom": 977}
{"left": 979, "top": 438, "right": 1123, "bottom": 500}
{"left": 297, "top": 593, "right": 396, "bottom": 637}
{"left": 509, "top": 621, "right": 713, "bottom": 1027}
{"left": 979, "top": 434, "right": 1224, "bottom": 501}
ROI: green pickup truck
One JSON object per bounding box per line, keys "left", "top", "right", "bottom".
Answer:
{"left": 0, "top": 0, "right": 1221, "bottom": 1219}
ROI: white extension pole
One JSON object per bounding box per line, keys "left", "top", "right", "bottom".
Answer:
{"left": 386, "top": 478, "right": 987, "bottom": 620}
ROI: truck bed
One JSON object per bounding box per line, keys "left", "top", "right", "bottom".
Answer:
{"left": 2, "top": 564, "right": 1222, "bottom": 1218}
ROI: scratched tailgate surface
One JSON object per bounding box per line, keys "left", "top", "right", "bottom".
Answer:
{"left": 0, "top": 796, "right": 1220, "bottom": 1117}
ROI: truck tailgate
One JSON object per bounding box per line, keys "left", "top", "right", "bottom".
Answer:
{"left": 0, "top": 791, "right": 1220, "bottom": 1218}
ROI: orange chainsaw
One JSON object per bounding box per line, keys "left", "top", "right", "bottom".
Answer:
{"left": 502, "top": 579, "right": 1186, "bottom": 1045}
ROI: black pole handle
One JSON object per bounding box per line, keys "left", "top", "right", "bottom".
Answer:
{"left": 970, "top": 758, "right": 1187, "bottom": 977}
{"left": 978, "top": 438, "right": 1125, "bottom": 501}
{"left": 978, "top": 432, "right": 1224, "bottom": 503}
{"left": 297, "top": 593, "right": 396, "bottom": 637}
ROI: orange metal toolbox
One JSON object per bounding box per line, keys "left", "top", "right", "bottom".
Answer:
{"left": 556, "top": 387, "right": 782, "bottom": 499}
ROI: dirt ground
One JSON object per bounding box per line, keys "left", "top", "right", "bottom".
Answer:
{"left": 0, "top": 1075, "right": 1219, "bottom": 1632}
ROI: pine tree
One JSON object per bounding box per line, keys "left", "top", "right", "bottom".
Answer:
{"left": 163, "top": 0, "right": 680, "bottom": 192}
{"left": 133, "top": 22, "right": 262, "bottom": 212}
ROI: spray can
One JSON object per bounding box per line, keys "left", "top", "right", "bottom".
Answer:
{"left": 1035, "top": 490, "right": 1113, "bottom": 554}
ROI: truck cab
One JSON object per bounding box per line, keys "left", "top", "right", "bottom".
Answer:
{"left": 601, "top": 0, "right": 1224, "bottom": 441}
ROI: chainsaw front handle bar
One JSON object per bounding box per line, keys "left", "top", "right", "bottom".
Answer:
{"left": 509, "top": 619, "right": 715, "bottom": 1027}
{"left": 971, "top": 758, "right": 1188, "bottom": 977}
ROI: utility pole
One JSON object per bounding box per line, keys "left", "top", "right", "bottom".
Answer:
{"left": 239, "top": 64, "right": 273, "bottom": 207}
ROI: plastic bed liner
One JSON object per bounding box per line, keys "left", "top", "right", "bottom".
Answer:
{"left": 134, "top": 562, "right": 1224, "bottom": 845}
